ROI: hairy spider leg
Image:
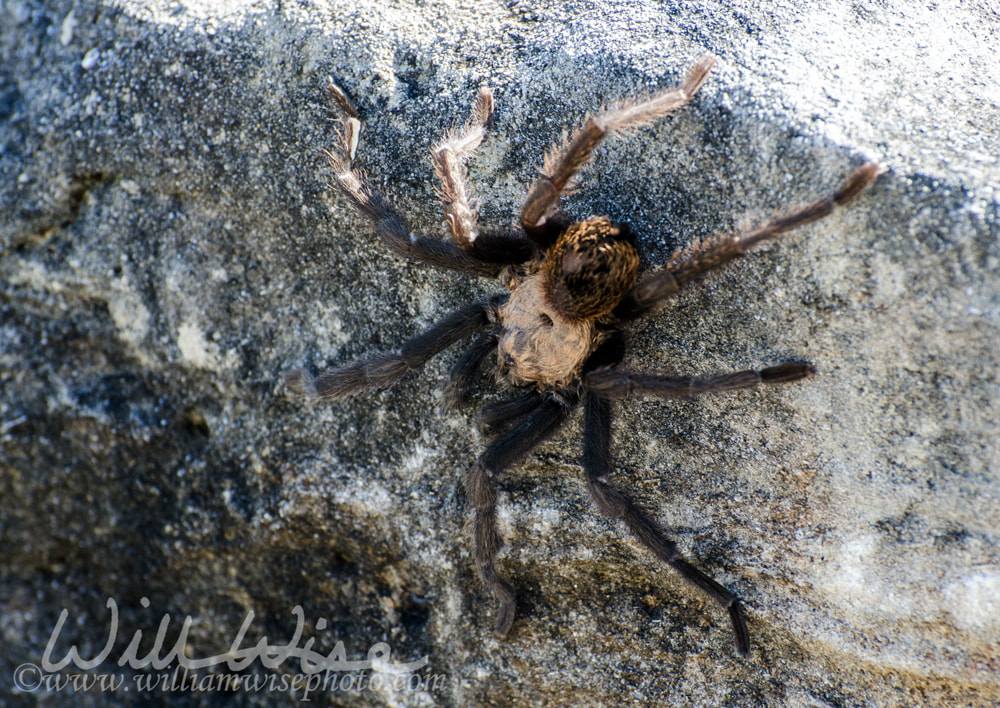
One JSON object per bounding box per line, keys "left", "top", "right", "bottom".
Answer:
{"left": 521, "top": 55, "right": 716, "bottom": 237}
{"left": 617, "top": 162, "right": 882, "bottom": 319}
{"left": 432, "top": 87, "right": 493, "bottom": 248}
{"left": 476, "top": 392, "right": 547, "bottom": 437}
{"left": 582, "top": 391, "right": 751, "bottom": 656}
{"left": 432, "top": 86, "right": 537, "bottom": 264}
{"left": 466, "top": 394, "right": 575, "bottom": 635}
{"left": 443, "top": 332, "right": 499, "bottom": 410}
{"left": 286, "top": 295, "right": 506, "bottom": 399}
{"left": 324, "top": 79, "right": 528, "bottom": 276}
{"left": 585, "top": 362, "right": 816, "bottom": 398}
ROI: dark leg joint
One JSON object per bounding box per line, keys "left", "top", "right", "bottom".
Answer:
{"left": 468, "top": 231, "right": 537, "bottom": 264}
{"left": 584, "top": 369, "right": 633, "bottom": 397}
{"left": 477, "top": 397, "right": 572, "bottom": 476}
{"left": 760, "top": 362, "right": 816, "bottom": 383}
{"left": 583, "top": 331, "right": 627, "bottom": 374}
{"left": 586, "top": 476, "right": 629, "bottom": 519}
{"left": 477, "top": 393, "right": 544, "bottom": 437}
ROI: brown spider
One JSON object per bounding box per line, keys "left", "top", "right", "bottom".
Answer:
{"left": 286, "top": 56, "right": 880, "bottom": 656}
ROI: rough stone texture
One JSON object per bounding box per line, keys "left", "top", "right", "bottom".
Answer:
{"left": 2, "top": 1, "right": 998, "bottom": 706}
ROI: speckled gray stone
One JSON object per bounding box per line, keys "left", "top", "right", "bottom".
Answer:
{"left": 2, "top": 1, "right": 998, "bottom": 706}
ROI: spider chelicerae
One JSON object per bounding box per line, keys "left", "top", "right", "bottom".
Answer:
{"left": 286, "top": 55, "right": 880, "bottom": 656}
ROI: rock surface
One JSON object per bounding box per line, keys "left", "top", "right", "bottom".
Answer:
{"left": 2, "top": 0, "right": 998, "bottom": 706}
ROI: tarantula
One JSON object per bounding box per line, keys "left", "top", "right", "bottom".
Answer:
{"left": 286, "top": 55, "right": 879, "bottom": 656}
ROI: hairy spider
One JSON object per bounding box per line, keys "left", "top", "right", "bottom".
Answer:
{"left": 286, "top": 56, "right": 880, "bottom": 656}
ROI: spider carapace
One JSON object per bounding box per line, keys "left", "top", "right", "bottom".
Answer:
{"left": 287, "top": 56, "right": 880, "bottom": 656}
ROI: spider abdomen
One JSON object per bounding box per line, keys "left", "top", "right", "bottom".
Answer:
{"left": 497, "top": 272, "right": 595, "bottom": 387}
{"left": 543, "top": 216, "right": 640, "bottom": 320}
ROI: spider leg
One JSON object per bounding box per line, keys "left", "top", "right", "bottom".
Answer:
{"left": 583, "top": 391, "right": 750, "bottom": 656}
{"left": 431, "top": 88, "right": 537, "bottom": 265}
{"left": 286, "top": 295, "right": 505, "bottom": 399}
{"left": 476, "top": 392, "right": 545, "bottom": 436}
{"left": 466, "top": 392, "right": 576, "bottom": 635}
{"left": 442, "top": 331, "right": 498, "bottom": 410}
{"left": 431, "top": 87, "right": 493, "bottom": 249}
{"left": 520, "top": 55, "right": 715, "bottom": 234}
{"left": 586, "top": 362, "right": 815, "bottom": 399}
{"left": 324, "top": 79, "right": 514, "bottom": 277}
{"left": 582, "top": 329, "right": 627, "bottom": 374}
{"left": 616, "top": 162, "right": 882, "bottom": 319}
{"left": 465, "top": 228, "right": 538, "bottom": 266}
{"left": 480, "top": 393, "right": 575, "bottom": 473}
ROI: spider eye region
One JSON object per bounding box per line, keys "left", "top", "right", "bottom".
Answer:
{"left": 544, "top": 216, "right": 639, "bottom": 320}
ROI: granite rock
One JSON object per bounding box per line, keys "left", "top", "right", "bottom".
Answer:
{"left": 2, "top": 1, "right": 998, "bottom": 706}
